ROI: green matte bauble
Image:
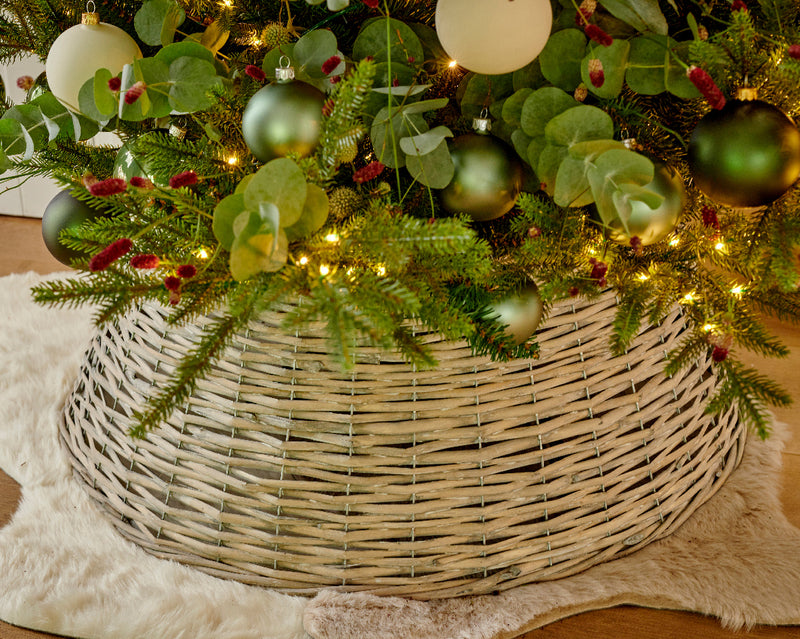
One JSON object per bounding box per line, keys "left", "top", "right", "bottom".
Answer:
{"left": 42, "top": 191, "right": 104, "bottom": 266}
{"left": 489, "top": 283, "right": 544, "bottom": 345}
{"left": 440, "top": 132, "right": 523, "bottom": 221}
{"left": 241, "top": 80, "right": 325, "bottom": 162}
{"left": 606, "top": 162, "right": 685, "bottom": 246}
{"left": 688, "top": 99, "right": 800, "bottom": 207}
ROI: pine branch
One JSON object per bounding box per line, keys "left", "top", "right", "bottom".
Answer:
{"left": 706, "top": 357, "right": 792, "bottom": 439}
{"left": 610, "top": 284, "right": 650, "bottom": 356}
{"left": 313, "top": 58, "right": 376, "bottom": 186}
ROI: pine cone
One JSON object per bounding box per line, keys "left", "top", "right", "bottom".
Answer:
{"left": 328, "top": 187, "right": 364, "bottom": 220}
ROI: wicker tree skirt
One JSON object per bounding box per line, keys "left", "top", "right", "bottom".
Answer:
{"left": 59, "top": 290, "right": 743, "bottom": 599}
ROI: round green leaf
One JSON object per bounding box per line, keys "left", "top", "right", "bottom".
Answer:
{"left": 520, "top": 87, "right": 578, "bottom": 138}
{"left": 539, "top": 29, "right": 586, "bottom": 91}
{"left": 545, "top": 105, "right": 614, "bottom": 147}
{"left": 294, "top": 29, "right": 338, "bottom": 79}
{"left": 582, "top": 39, "right": 630, "bottom": 99}
{"left": 134, "top": 0, "right": 185, "bottom": 47}
{"left": 399, "top": 126, "right": 453, "bottom": 156}
{"left": 284, "top": 184, "right": 329, "bottom": 241}
{"left": 352, "top": 18, "right": 423, "bottom": 66}
{"left": 213, "top": 192, "right": 246, "bottom": 250}
{"left": 502, "top": 89, "right": 533, "bottom": 128}
{"left": 244, "top": 158, "right": 308, "bottom": 227}
{"left": 168, "top": 56, "right": 223, "bottom": 112}
{"left": 405, "top": 138, "right": 454, "bottom": 189}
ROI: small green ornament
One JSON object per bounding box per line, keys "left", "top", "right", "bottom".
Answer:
{"left": 41, "top": 190, "right": 104, "bottom": 266}
{"left": 606, "top": 161, "right": 684, "bottom": 246}
{"left": 489, "top": 282, "right": 544, "bottom": 345}
{"left": 439, "top": 116, "right": 523, "bottom": 222}
{"left": 688, "top": 98, "right": 800, "bottom": 207}
{"left": 241, "top": 59, "right": 325, "bottom": 163}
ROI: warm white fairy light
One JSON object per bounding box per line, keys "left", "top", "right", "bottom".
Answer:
{"left": 637, "top": 273, "right": 649, "bottom": 281}
{"left": 194, "top": 248, "right": 210, "bottom": 260}
{"left": 325, "top": 233, "right": 340, "bottom": 243}
{"left": 448, "top": 60, "right": 458, "bottom": 68}
{"left": 375, "top": 265, "right": 387, "bottom": 276}
{"left": 226, "top": 155, "right": 239, "bottom": 166}
{"left": 731, "top": 284, "right": 745, "bottom": 295}
{"left": 298, "top": 256, "right": 309, "bottom": 266}
{"left": 703, "top": 323, "right": 716, "bottom": 332}
{"left": 668, "top": 237, "right": 680, "bottom": 247}
{"left": 319, "top": 264, "right": 331, "bottom": 276}
{"left": 683, "top": 292, "right": 696, "bottom": 303}
{"left": 714, "top": 240, "right": 726, "bottom": 252}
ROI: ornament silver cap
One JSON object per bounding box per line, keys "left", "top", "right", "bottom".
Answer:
{"left": 275, "top": 56, "right": 295, "bottom": 82}
{"left": 472, "top": 109, "right": 492, "bottom": 134}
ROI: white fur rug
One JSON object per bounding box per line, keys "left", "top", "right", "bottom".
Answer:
{"left": 0, "top": 271, "right": 799, "bottom": 639}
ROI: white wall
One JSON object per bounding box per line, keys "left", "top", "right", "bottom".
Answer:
{"left": 0, "top": 56, "right": 65, "bottom": 217}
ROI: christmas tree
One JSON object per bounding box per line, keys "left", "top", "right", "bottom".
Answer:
{"left": 1, "top": 0, "right": 798, "bottom": 438}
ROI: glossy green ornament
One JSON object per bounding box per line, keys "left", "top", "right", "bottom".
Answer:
{"left": 606, "top": 161, "right": 685, "bottom": 246}
{"left": 241, "top": 62, "right": 325, "bottom": 162}
{"left": 41, "top": 191, "right": 104, "bottom": 266}
{"left": 688, "top": 99, "right": 800, "bottom": 207}
{"left": 489, "top": 282, "right": 544, "bottom": 345}
{"left": 440, "top": 117, "right": 523, "bottom": 221}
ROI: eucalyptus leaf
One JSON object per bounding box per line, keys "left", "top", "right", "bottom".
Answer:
{"left": 352, "top": 18, "right": 423, "bottom": 65}
{"left": 294, "top": 29, "right": 338, "bottom": 79}
{"left": 92, "top": 69, "right": 117, "bottom": 117}
{"left": 600, "top": 0, "right": 668, "bottom": 35}
{"left": 370, "top": 105, "right": 428, "bottom": 168}
{"left": 244, "top": 158, "right": 307, "bottom": 227}
{"left": 537, "top": 144, "right": 568, "bottom": 196}
{"left": 284, "top": 184, "right": 329, "bottom": 241}
{"left": 569, "top": 139, "right": 626, "bottom": 160}
{"left": 520, "top": 87, "right": 578, "bottom": 137}
{"left": 526, "top": 135, "right": 547, "bottom": 175}
{"left": 2, "top": 104, "right": 45, "bottom": 150}
{"left": 372, "top": 84, "right": 431, "bottom": 96}
{"left": 230, "top": 209, "right": 287, "bottom": 281}
{"left": 539, "top": 29, "right": 586, "bottom": 90}
{"left": 155, "top": 41, "right": 216, "bottom": 67}
{"left": 502, "top": 88, "right": 533, "bottom": 128}
{"left": 587, "top": 149, "right": 655, "bottom": 226}
{"left": 397, "top": 98, "right": 449, "bottom": 116}
{"left": 553, "top": 155, "right": 595, "bottom": 207}
{"left": 398, "top": 126, "right": 453, "bottom": 156}
{"left": 134, "top": 0, "right": 185, "bottom": 47}
{"left": 213, "top": 192, "right": 246, "bottom": 250}
{"left": 581, "top": 39, "right": 630, "bottom": 98}
{"left": 545, "top": 105, "right": 614, "bottom": 147}
{"left": 511, "top": 128, "right": 532, "bottom": 161}
{"left": 460, "top": 73, "right": 514, "bottom": 120}
{"left": 168, "top": 56, "right": 223, "bottom": 112}
{"left": 0, "top": 117, "right": 28, "bottom": 156}
{"left": 79, "top": 77, "right": 113, "bottom": 123}
{"left": 405, "top": 138, "right": 454, "bottom": 189}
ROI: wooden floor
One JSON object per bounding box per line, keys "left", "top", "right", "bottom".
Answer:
{"left": 0, "top": 215, "right": 798, "bottom": 639}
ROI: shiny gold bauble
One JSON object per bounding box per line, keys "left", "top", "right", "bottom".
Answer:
{"left": 489, "top": 282, "right": 544, "bottom": 345}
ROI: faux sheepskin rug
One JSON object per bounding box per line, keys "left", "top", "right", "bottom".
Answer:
{"left": 0, "top": 271, "right": 799, "bottom": 639}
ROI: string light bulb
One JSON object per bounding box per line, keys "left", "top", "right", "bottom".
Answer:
{"left": 448, "top": 60, "right": 458, "bottom": 68}
{"left": 325, "top": 233, "right": 340, "bottom": 243}
{"left": 298, "top": 256, "right": 309, "bottom": 266}
{"left": 194, "top": 248, "right": 210, "bottom": 260}
{"left": 319, "top": 264, "right": 330, "bottom": 276}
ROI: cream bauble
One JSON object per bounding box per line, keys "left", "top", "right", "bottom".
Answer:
{"left": 45, "top": 10, "right": 141, "bottom": 112}
{"left": 435, "top": 0, "right": 552, "bottom": 75}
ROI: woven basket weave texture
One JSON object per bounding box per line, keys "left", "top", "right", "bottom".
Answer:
{"left": 60, "top": 290, "right": 744, "bottom": 599}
